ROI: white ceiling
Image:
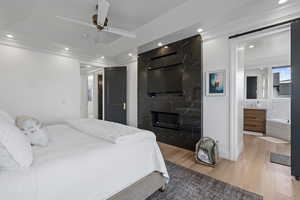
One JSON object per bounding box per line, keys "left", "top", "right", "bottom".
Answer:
{"left": 0, "top": 0, "right": 187, "bottom": 46}
{"left": 0, "top": 0, "right": 300, "bottom": 65}
{"left": 244, "top": 28, "right": 291, "bottom": 68}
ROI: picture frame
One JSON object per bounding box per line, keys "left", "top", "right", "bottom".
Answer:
{"left": 206, "top": 70, "right": 226, "bottom": 96}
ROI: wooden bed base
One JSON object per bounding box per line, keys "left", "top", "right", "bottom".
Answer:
{"left": 108, "top": 172, "right": 167, "bottom": 200}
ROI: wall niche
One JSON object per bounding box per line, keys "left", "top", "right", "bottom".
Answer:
{"left": 138, "top": 35, "right": 203, "bottom": 150}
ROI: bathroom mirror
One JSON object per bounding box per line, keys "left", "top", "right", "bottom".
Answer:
{"left": 246, "top": 76, "right": 257, "bottom": 99}
{"left": 245, "top": 68, "right": 269, "bottom": 100}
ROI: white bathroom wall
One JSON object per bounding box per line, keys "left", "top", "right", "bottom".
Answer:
{"left": 0, "top": 44, "right": 81, "bottom": 124}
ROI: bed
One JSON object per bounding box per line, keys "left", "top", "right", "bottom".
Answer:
{"left": 0, "top": 119, "right": 168, "bottom": 200}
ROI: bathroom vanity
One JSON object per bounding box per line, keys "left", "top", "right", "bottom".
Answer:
{"left": 244, "top": 108, "right": 266, "bottom": 134}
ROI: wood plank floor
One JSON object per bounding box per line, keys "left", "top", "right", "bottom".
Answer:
{"left": 159, "top": 135, "right": 300, "bottom": 200}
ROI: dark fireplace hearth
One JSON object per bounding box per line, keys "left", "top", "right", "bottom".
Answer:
{"left": 151, "top": 111, "right": 180, "bottom": 130}
{"left": 138, "top": 35, "right": 202, "bottom": 150}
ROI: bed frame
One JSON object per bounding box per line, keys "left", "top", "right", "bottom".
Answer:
{"left": 108, "top": 172, "right": 167, "bottom": 200}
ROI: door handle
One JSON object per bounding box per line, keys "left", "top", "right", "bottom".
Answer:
{"left": 123, "top": 103, "right": 126, "bottom": 110}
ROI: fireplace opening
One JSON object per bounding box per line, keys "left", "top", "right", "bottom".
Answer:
{"left": 151, "top": 111, "right": 180, "bottom": 130}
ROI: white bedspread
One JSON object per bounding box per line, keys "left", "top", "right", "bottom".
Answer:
{"left": 0, "top": 124, "right": 168, "bottom": 200}
{"left": 66, "top": 119, "right": 155, "bottom": 144}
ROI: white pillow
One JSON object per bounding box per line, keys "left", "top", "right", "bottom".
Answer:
{"left": 0, "top": 120, "right": 33, "bottom": 169}
{"left": 0, "top": 110, "right": 15, "bottom": 125}
{"left": 0, "top": 143, "right": 19, "bottom": 170}
{"left": 16, "top": 116, "right": 48, "bottom": 147}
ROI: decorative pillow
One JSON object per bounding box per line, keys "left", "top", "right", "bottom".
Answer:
{"left": 0, "top": 110, "right": 15, "bottom": 125}
{"left": 0, "top": 120, "right": 33, "bottom": 169}
{"left": 15, "top": 116, "right": 49, "bottom": 147}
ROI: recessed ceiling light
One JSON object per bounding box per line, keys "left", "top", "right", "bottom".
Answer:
{"left": 64, "top": 47, "right": 70, "bottom": 51}
{"left": 249, "top": 45, "right": 255, "bottom": 49}
{"left": 197, "top": 28, "right": 203, "bottom": 33}
{"left": 128, "top": 53, "right": 133, "bottom": 57}
{"left": 6, "top": 34, "right": 14, "bottom": 38}
{"left": 100, "top": 56, "right": 105, "bottom": 59}
{"left": 278, "top": 0, "right": 288, "bottom": 5}
{"left": 158, "top": 42, "right": 163, "bottom": 47}
{"left": 86, "top": 65, "right": 91, "bottom": 68}
{"left": 164, "top": 46, "right": 169, "bottom": 49}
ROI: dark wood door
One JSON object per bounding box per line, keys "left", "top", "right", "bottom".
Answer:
{"left": 98, "top": 74, "right": 103, "bottom": 120}
{"left": 104, "top": 67, "right": 127, "bottom": 124}
{"left": 291, "top": 21, "right": 300, "bottom": 180}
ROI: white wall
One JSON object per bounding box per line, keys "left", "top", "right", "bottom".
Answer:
{"left": 127, "top": 61, "right": 138, "bottom": 127}
{"left": 203, "top": 37, "right": 230, "bottom": 158}
{"left": 0, "top": 44, "right": 81, "bottom": 124}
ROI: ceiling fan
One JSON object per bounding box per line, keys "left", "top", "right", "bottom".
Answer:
{"left": 56, "top": 0, "right": 136, "bottom": 38}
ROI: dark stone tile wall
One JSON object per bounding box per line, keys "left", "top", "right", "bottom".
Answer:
{"left": 138, "top": 35, "right": 203, "bottom": 151}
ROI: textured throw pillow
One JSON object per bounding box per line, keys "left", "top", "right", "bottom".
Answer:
{"left": 16, "top": 116, "right": 49, "bottom": 147}
{"left": 0, "top": 120, "right": 33, "bottom": 169}
{"left": 0, "top": 110, "right": 15, "bottom": 125}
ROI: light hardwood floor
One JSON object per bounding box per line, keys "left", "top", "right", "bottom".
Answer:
{"left": 159, "top": 135, "right": 300, "bottom": 200}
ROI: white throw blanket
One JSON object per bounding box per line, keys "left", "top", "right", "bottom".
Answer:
{"left": 66, "top": 119, "right": 156, "bottom": 144}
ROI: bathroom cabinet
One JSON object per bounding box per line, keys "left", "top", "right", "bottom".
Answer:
{"left": 244, "top": 109, "right": 266, "bottom": 134}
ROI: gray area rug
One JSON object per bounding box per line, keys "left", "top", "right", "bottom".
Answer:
{"left": 147, "top": 161, "right": 263, "bottom": 200}
{"left": 270, "top": 152, "right": 291, "bottom": 167}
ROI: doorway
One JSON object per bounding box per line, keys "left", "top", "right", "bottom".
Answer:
{"left": 98, "top": 74, "right": 103, "bottom": 120}
{"left": 229, "top": 26, "right": 291, "bottom": 160}
{"left": 229, "top": 22, "right": 300, "bottom": 180}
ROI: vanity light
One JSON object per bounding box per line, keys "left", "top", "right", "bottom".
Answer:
{"left": 197, "top": 28, "right": 203, "bottom": 33}
{"left": 278, "top": 0, "right": 288, "bottom": 5}
{"left": 6, "top": 34, "right": 14, "bottom": 38}
{"left": 158, "top": 42, "right": 163, "bottom": 47}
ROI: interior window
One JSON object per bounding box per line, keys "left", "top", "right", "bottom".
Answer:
{"left": 272, "top": 66, "right": 291, "bottom": 98}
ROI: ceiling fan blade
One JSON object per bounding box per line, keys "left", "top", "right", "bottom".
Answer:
{"left": 56, "top": 16, "right": 95, "bottom": 28}
{"left": 97, "top": 0, "right": 110, "bottom": 26}
{"left": 103, "top": 27, "right": 136, "bottom": 38}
